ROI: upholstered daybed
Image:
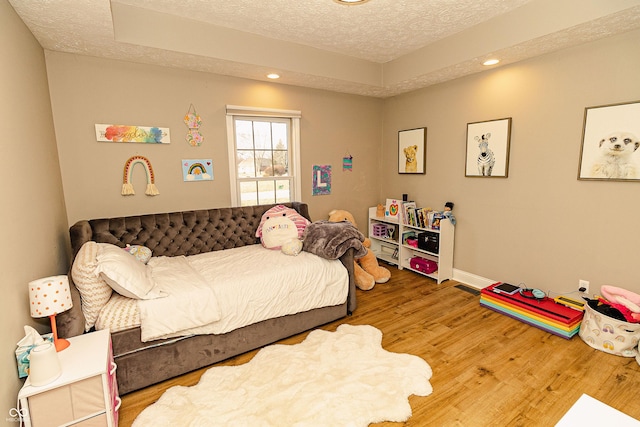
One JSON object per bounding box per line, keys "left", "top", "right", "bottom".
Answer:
{"left": 57, "top": 202, "right": 358, "bottom": 394}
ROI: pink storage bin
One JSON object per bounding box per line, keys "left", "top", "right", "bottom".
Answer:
{"left": 409, "top": 257, "right": 437, "bottom": 274}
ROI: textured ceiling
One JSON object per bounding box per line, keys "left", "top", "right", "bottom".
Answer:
{"left": 113, "top": 0, "right": 532, "bottom": 63}
{"left": 9, "top": 0, "right": 640, "bottom": 98}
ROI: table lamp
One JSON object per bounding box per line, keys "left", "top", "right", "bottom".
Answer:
{"left": 28, "top": 275, "right": 73, "bottom": 352}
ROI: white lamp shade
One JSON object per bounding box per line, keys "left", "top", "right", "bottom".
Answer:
{"left": 29, "top": 275, "right": 73, "bottom": 318}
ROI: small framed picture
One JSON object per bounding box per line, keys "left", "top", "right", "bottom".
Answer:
{"left": 398, "top": 127, "right": 426, "bottom": 174}
{"left": 578, "top": 100, "right": 640, "bottom": 181}
{"left": 465, "top": 118, "right": 512, "bottom": 178}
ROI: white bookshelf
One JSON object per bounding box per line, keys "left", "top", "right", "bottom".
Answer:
{"left": 368, "top": 206, "right": 454, "bottom": 284}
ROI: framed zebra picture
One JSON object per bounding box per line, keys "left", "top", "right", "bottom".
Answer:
{"left": 465, "top": 118, "right": 512, "bottom": 178}
{"left": 398, "top": 127, "right": 427, "bottom": 174}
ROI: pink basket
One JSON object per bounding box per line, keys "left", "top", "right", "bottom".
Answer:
{"left": 372, "top": 223, "right": 387, "bottom": 237}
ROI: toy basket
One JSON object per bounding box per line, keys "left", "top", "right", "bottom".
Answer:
{"left": 579, "top": 300, "right": 640, "bottom": 357}
{"left": 371, "top": 223, "right": 388, "bottom": 238}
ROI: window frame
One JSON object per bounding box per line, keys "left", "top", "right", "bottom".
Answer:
{"left": 226, "top": 105, "right": 302, "bottom": 207}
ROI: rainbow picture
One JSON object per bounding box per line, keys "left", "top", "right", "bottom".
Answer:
{"left": 95, "top": 124, "right": 171, "bottom": 144}
{"left": 182, "top": 159, "right": 213, "bottom": 182}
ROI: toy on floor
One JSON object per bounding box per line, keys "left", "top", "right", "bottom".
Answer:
{"left": 328, "top": 209, "right": 391, "bottom": 290}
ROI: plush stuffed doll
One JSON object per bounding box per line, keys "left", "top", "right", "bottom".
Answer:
{"left": 260, "top": 215, "right": 299, "bottom": 250}
{"left": 442, "top": 201, "right": 456, "bottom": 225}
{"left": 256, "top": 205, "right": 311, "bottom": 250}
{"left": 327, "top": 209, "right": 391, "bottom": 290}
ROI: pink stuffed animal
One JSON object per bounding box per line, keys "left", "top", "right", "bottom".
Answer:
{"left": 256, "top": 205, "right": 310, "bottom": 249}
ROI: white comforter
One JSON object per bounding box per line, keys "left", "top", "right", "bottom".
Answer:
{"left": 138, "top": 245, "right": 348, "bottom": 342}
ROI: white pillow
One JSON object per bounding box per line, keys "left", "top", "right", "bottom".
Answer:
{"left": 95, "top": 243, "right": 163, "bottom": 299}
{"left": 95, "top": 293, "right": 141, "bottom": 333}
{"left": 71, "top": 241, "right": 113, "bottom": 331}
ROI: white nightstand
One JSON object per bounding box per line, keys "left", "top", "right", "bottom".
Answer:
{"left": 18, "top": 329, "right": 120, "bottom": 427}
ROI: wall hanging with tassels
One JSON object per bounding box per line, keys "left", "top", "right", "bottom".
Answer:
{"left": 121, "top": 155, "right": 159, "bottom": 196}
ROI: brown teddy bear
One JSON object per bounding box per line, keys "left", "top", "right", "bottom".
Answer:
{"left": 328, "top": 209, "right": 391, "bottom": 290}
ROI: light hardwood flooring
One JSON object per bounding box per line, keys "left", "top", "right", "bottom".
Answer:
{"left": 120, "top": 266, "right": 640, "bottom": 426}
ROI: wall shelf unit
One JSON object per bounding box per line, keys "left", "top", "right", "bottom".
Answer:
{"left": 368, "top": 206, "right": 454, "bottom": 284}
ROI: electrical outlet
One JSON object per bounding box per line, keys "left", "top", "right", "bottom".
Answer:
{"left": 579, "top": 279, "right": 590, "bottom": 294}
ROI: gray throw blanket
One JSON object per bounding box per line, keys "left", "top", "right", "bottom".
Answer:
{"left": 303, "top": 220, "right": 368, "bottom": 259}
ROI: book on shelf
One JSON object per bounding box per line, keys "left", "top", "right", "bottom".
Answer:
{"left": 403, "top": 205, "right": 434, "bottom": 228}
{"left": 400, "top": 201, "right": 416, "bottom": 225}
{"left": 385, "top": 198, "right": 401, "bottom": 220}
{"left": 399, "top": 204, "right": 450, "bottom": 230}
{"left": 418, "top": 209, "right": 428, "bottom": 228}
{"left": 430, "top": 212, "right": 443, "bottom": 230}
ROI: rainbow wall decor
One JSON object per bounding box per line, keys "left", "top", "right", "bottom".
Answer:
{"left": 122, "top": 155, "right": 160, "bottom": 196}
{"left": 182, "top": 159, "right": 213, "bottom": 181}
{"left": 95, "top": 124, "right": 171, "bottom": 144}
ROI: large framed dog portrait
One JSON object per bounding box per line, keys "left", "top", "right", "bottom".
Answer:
{"left": 578, "top": 100, "right": 640, "bottom": 181}
{"left": 398, "top": 127, "right": 426, "bottom": 174}
{"left": 465, "top": 118, "right": 512, "bottom": 178}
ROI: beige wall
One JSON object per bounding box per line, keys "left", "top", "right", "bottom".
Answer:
{"left": 382, "top": 29, "right": 640, "bottom": 295}
{"left": 45, "top": 53, "right": 384, "bottom": 228}
{"left": 1, "top": 0, "right": 69, "bottom": 419}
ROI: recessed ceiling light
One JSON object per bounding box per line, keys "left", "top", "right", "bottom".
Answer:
{"left": 483, "top": 59, "right": 500, "bottom": 66}
{"left": 334, "top": 0, "right": 371, "bottom": 5}
{"left": 267, "top": 73, "right": 280, "bottom": 79}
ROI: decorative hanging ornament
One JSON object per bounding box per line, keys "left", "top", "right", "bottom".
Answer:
{"left": 121, "top": 155, "right": 159, "bottom": 196}
{"left": 184, "top": 104, "right": 203, "bottom": 147}
{"left": 343, "top": 152, "right": 353, "bottom": 171}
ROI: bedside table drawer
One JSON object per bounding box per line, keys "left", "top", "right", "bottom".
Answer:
{"left": 28, "top": 376, "right": 104, "bottom": 426}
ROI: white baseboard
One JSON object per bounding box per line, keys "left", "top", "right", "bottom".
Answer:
{"left": 452, "top": 269, "right": 496, "bottom": 290}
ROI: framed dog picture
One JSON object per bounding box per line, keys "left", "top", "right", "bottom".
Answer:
{"left": 578, "top": 100, "right": 640, "bottom": 181}
{"left": 465, "top": 118, "right": 512, "bottom": 178}
{"left": 398, "top": 127, "right": 426, "bottom": 174}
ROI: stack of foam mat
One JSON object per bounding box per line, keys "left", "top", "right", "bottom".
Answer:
{"left": 480, "top": 282, "right": 584, "bottom": 339}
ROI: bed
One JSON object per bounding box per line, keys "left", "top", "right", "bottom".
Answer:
{"left": 56, "top": 202, "right": 358, "bottom": 394}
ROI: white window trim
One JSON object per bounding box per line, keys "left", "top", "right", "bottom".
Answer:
{"left": 226, "top": 105, "right": 302, "bottom": 207}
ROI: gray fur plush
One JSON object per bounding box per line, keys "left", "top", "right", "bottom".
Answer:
{"left": 303, "top": 221, "right": 367, "bottom": 259}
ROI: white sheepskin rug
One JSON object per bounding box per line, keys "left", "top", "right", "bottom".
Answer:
{"left": 133, "top": 324, "right": 433, "bottom": 426}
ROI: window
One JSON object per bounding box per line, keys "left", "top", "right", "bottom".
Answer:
{"left": 226, "top": 106, "right": 301, "bottom": 206}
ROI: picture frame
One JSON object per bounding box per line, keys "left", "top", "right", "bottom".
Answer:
{"left": 398, "top": 127, "right": 426, "bottom": 174}
{"left": 182, "top": 159, "right": 213, "bottom": 182}
{"left": 312, "top": 165, "right": 332, "bottom": 195}
{"left": 465, "top": 118, "right": 512, "bottom": 178}
{"left": 578, "top": 100, "right": 640, "bottom": 181}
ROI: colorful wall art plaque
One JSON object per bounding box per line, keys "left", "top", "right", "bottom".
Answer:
{"left": 343, "top": 155, "right": 353, "bottom": 171}
{"left": 182, "top": 159, "right": 213, "bottom": 181}
{"left": 95, "top": 124, "right": 171, "bottom": 144}
{"left": 184, "top": 104, "right": 204, "bottom": 147}
{"left": 312, "top": 165, "right": 331, "bottom": 196}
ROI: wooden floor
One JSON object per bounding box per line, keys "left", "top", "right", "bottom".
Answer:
{"left": 120, "top": 266, "right": 640, "bottom": 426}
